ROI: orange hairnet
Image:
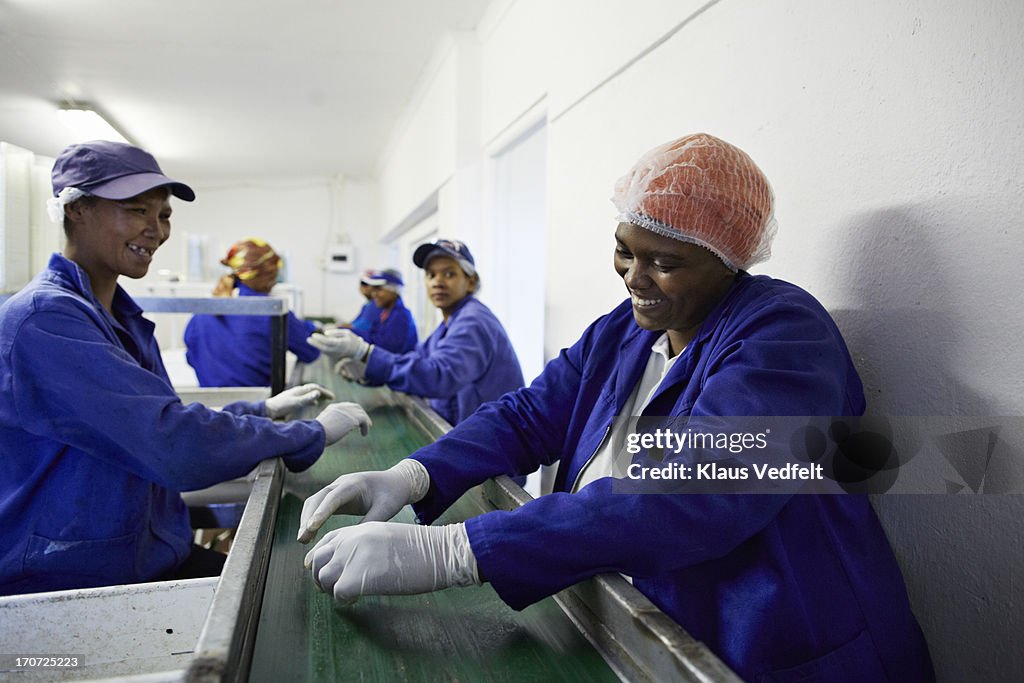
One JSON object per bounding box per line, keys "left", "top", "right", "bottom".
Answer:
{"left": 611, "top": 133, "right": 777, "bottom": 271}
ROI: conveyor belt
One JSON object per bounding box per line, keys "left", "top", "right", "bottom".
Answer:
{"left": 189, "top": 357, "right": 740, "bottom": 683}
{"left": 249, "top": 363, "right": 617, "bottom": 682}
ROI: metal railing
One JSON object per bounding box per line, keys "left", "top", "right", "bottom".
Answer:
{"left": 131, "top": 296, "right": 289, "bottom": 395}
{"left": 1, "top": 292, "right": 291, "bottom": 395}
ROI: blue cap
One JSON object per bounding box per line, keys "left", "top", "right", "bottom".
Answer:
{"left": 363, "top": 269, "right": 404, "bottom": 288}
{"left": 412, "top": 238, "right": 476, "bottom": 276}
{"left": 51, "top": 140, "right": 195, "bottom": 201}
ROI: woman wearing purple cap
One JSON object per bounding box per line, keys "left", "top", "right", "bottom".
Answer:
{"left": 308, "top": 240, "right": 524, "bottom": 427}
{"left": 297, "top": 135, "right": 934, "bottom": 681}
{"left": 0, "top": 140, "right": 372, "bottom": 595}
{"left": 348, "top": 268, "right": 417, "bottom": 354}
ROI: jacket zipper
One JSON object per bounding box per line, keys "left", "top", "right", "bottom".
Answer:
{"left": 570, "top": 422, "right": 613, "bottom": 493}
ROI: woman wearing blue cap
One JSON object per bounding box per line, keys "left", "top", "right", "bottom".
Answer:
{"left": 309, "top": 239, "right": 524, "bottom": 427}
{"left": 343, "top": 272, "right": 381, "bottom": 336}
{"left": 184, "top": 237, "right": 325, "bottom": 387}
{"left": 0, "top": 140, "right": 372, "bottom": 595}
{"left": 349, "top": 268, "right": 417, "bottom": 354}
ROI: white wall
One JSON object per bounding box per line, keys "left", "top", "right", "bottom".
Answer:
{"left": 0, "top": 142, "right": 35, "bottom": 291}
{"left": 377, "top": 36, "right": 462, "bottom": 234}
{"left": 484, "top": 120, "right": 547, "bottom": 383}
{"left": 140, "top": 175, "right": 380, "bottom": 322}
{"left": 478, "top": 0, "right": 549, "bottom": 144}
{"left": 376, "top": 0, "right": 1024, "bottom": 680}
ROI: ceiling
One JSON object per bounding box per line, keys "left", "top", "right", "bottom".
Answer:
{"left": 0, "top": 0, "right": 493, "bottom": 182}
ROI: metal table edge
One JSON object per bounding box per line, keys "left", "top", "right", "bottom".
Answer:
{"left": 186, "top": 457, "right": 284, "bottom": 683}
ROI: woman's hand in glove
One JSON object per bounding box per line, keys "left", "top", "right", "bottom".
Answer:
{"left": 264, "top": 383, "right": 335, "bottom": 419}
{"left": 315, "top": 402, "right": 372, "bottom": 446}
{"left": 304, "top": 521, "right": 480, "bottom": 604}
{"left": 306, "top": 329, "right": 370, "bottom": 361}
{"left": 297, "top": 459, "right": 430, "bottom": 542}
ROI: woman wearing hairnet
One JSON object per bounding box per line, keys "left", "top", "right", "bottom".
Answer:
{"left": 297, "top": 134, "right": 934, "bottom": 681}
{"left": 184, "top": 237, "right": 324, "bottom": 387}
{"left": 0, "top": 141, "right": 370, "bottom": 595}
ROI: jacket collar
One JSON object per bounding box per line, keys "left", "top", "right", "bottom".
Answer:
{"left": 46, "top": 252, "right": 144, "bottom": 321}
{"left": 236, "top": 282, "right": 271, "bottom": 297}
{"left": 612, "top": 273, "right": 751, "bottom": 411}
{"left": 443, "top": 294, "right": 474, "bottom": 325}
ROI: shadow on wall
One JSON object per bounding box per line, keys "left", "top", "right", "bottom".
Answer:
{"left": 828, "top": 205, "right": 1024, "bottom": 682}
{"left": 829, "top": 206, "right": 988, "bottom": 416}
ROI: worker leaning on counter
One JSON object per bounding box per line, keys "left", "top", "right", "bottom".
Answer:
{"left": 297, "top": 134, "right": 936, "bottom": 681}
{"left": 0, "top": 140, "right": 371, "bottom": 596}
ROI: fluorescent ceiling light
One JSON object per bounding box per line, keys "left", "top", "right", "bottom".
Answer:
{"left": 56, "top": 104, "right": 134, "bottom": 145}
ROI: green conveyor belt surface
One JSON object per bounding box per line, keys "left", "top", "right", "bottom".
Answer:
{"left": 248, "top": 359, "right": 617, "bottom": 682}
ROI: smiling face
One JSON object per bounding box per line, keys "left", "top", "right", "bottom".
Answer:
{"left": 372, "top": 286, "right": 399, "bottom": 310}
{"left": 63, "top": 187, "right": 173, "bottom": 304}
{"left": 613, "top": 222, "right": 736, "bottom": 355}
{"left": 423, "top": 255, "right": 477, "bottom": 319}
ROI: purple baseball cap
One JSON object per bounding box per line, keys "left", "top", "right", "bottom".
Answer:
{"left": 412, "top": 238, "right": 476, "bottom": 276}
{"left": 51, "top": 140, "right": 195, "bottom": 201}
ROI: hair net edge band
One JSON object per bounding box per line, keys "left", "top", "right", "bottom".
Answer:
{"left": 619, "top": 211, "right": 740, "bottom": 272}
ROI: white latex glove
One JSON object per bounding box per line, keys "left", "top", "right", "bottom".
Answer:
{"left": 304, "top": 521, "right": 481, "bottom": 605}
{"left": 264, "top": 383, "right": 336, "bottom": 419}
{"left": 306, "top": 329, "right": 371, "bottom": 361}
{"left": 297, "top": 458, "right": 430, "bottom": 543}
{"left": 315, "top": 402, "right": 372, "bottom": 447}
{"left": 334, "top": 357, "right": 367, "bottom": 382}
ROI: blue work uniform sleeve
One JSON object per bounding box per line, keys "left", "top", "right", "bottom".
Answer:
{"left": 690, "top": 293, "right": 864, "bottom": 417}
{"left": 217, "top": 400, "right": 266, "bottom": 417}
{"left": 408, "top": 306, "right": 612, "bottom": 519}
{"left": 356, "top": 304, "right": 416, "bottom": 354}
{"left": 349, "top": 301, "right": 377, "bottom": 335}
{"left": 364, "top": 315, "right": 493, "bottom": 398}
{"left": 287, "top": 313, "right": 321, "bottom": 363}
{"left": 467, "top": 480, "right": 792, "bottom": 609}
{"left": 10, "top": 309, "right": 325, "bottom": 491}
{"left": 417, "top": 294, "right": 863, "bottom": 610}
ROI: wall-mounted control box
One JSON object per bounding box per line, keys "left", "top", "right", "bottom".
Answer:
{"left": 326, "top": 244, "right": 355, "bottom": 273}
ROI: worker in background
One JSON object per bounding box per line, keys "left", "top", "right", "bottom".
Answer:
{"left": 350, "top": 268, "right": 417, "bottom": 354}
{"left": 338, "top": 271, "right": 380, "bottom": 336}
{"left": 184, "top": 238, "right": 322, "bottom": 387}
{"left": 308, "top": 240, "right": 524, "bottom": 427}
{"left": 0, "top": 140, "right": 371, "bottom": 596}
{"left": 296, "top": 134, "right": 935, "bottom": 681}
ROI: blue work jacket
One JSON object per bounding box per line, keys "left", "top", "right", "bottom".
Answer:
{"left": 0, "top": 255, "right": 325, "bottom": 595}
{"left": 364, "top": 296, "right": 524, "bottom": 425}
{"left": 351, "top": 296, "right": 417, "bottom": 354}
{"left": 349, "top": 299, "right": 380, "bottom": 335}
{"left": 184, "top": 282, "right": 320, "bottom": 387}
{"left": 411, "top": 274, "right": 934, "bottom": 682}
